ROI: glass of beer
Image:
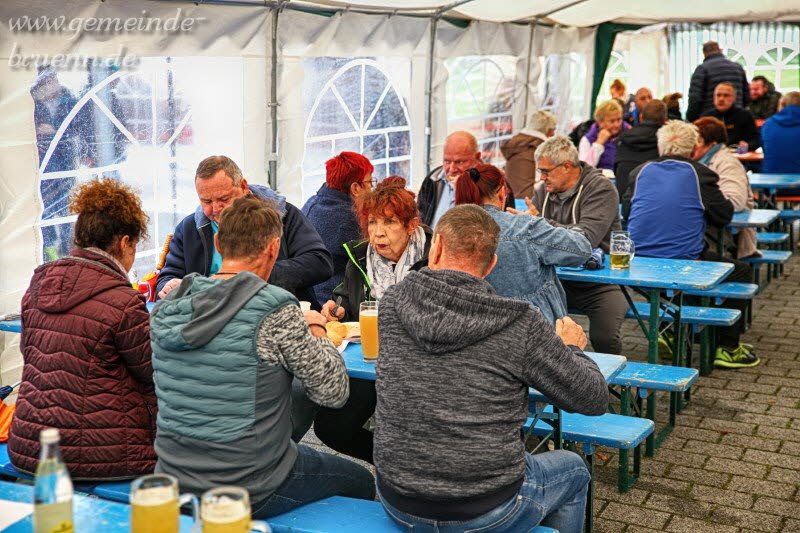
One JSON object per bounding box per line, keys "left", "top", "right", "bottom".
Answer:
{"left": 131, "top": 474, "right": 198, "bottom": 533}
{"left": 360, "top": 300, "right": 379, "bottom": 361}
{"left": 201, "top": 487, "right": 270, "bottom": 533}
{"left": 610, "top": 231, "right": 635, "bottom": 270}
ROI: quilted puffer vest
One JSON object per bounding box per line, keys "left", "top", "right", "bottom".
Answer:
{"left": 150, "top": 273, "right": 298, "bottom": 504}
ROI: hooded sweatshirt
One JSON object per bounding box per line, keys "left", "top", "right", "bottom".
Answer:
{"left": 500, "top": 130, "right": 547, "bottom": 199}
{"left": 374, "top": 268, "right": 607, "bottom": 520}
{"left": 150, "top": 272, "right": 348, "bottom": 505}
{"left": 532, "top": 162, "right": 621, "bottom": 252}
{"left": 761, "top": 105, "right": 800, "bottom": 174}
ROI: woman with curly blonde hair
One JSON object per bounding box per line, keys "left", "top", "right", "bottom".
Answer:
{"left": 9, "top": 178, "right": 158, "bottom": 480}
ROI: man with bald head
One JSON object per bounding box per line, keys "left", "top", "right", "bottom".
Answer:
{"left": 418, "top": 131, "right": 482, "bottom": 227}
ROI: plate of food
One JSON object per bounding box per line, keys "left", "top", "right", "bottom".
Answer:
{"left": 342, "top": 321, "right": 361, "bottom": 342}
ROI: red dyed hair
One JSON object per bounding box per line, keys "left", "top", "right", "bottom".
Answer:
{"left": 325, "top": 152, "right": 374, "bottom": 192}
{"left": 355, "top": 176, "right": 419, "bottom": 236}
{"left": 454, "top": 163, "right": 506, "bottom": 206}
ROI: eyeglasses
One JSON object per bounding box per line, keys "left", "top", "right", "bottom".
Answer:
{"left": 363, "top": 177, "right": 378, "bottom": 187}
{"left": 537, "top": 162, "right": 567, "bottom": 177}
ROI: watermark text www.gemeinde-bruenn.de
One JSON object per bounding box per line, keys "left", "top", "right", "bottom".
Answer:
{"left": 7, "top": 9, "right": 207, "bottom": 70}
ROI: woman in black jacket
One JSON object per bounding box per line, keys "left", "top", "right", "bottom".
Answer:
{"left": 316, "top": 177, "right": 432, "bottom": 463}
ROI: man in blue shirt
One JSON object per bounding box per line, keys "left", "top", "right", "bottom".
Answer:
{"left": 625, "top": 121, "right": 758, "bottom": 368}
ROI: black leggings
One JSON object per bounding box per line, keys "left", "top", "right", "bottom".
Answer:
{"left": 313, "top": 377, "right": 376, "bottom": 464}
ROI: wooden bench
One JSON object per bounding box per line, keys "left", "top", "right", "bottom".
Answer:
{"left": 744, "top": 249, "right": 793, "bottom": 286}
{"left": 609, "top": 362, "right": 699, "bottom": 464}
{"left": 524, "top": 409, "right": 653, "bottom": 528}
{"left": 756, "top": 232, "right": 789, "bottom": 246}
{"left": 0, "top": 443, "right": 97, "bottom": 493}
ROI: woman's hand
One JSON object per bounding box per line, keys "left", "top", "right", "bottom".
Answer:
{"left": 505, "top": 196, "right": 539, "bottom": 216}
{"left": 596, "top": 128, "right": 612, "bottom": 145}
{"left": 321, "top": 300, "right": 345, "bottom": 321}
{"left": 304, "top": 310, "right": 328, "bottom": 338}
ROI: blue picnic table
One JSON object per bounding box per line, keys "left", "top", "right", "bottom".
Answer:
{"left": 558, "top": 255, "right": 731, "bottom": 454}
{"left": 0, "top": 480, "right": 195, "bottom": 532}
{"left": 0, "top": 320, "right": 21, "bottom": 333}
{"left": 748, "top": 173, "right": 800, "bottom": 208}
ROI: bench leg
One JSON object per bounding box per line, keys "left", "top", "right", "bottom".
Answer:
{"left": 584, "top": 447, "right": 594, "bottom": 533}
{"left": 618, "top": 387, "right": 632, "bottom": 493}
{"left": 700, "top": 325, "right": 712, "bottom": 377}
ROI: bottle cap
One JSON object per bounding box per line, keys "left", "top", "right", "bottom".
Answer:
{"left": 40, "top": 428, "right": 60, "bottom": 444}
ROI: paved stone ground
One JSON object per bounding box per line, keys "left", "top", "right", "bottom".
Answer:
{"left": 303, "top": 256, "right": 800, "bottom": 532}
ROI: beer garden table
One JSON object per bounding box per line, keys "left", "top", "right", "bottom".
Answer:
{"left": 748, "top": 173, "right": 800, "bottom": 208}
{"left": 0, "top": 480, "right": 196, "bottom": 532}
{"left": 557, "top": 256, "right": 732, "bottom": 443}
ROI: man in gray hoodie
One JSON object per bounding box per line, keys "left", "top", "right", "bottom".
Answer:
{"left": 150, "top": 195, "right": 374, "bottom": 518}
{"left": 531, "top": 135, "right": 627, "bottom": 355}
{"left": 374, "top": 205, "right": 608, "bottom": 533}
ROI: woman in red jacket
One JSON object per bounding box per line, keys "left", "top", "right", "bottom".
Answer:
{"left": 9, "top": 178, "right": 156, "bottom": 480}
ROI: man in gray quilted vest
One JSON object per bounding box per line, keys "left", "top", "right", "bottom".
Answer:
{"left": 150, "top": 195, "right": 374, "bottom": 518}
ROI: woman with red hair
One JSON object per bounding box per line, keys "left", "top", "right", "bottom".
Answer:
{"left": 455, "top": 163, "right": 592, "bottom": 323}
{"left": 302, "top": 151, "right": 375, "bottom": 305}
{"left": 316, "top": 176, "right": 432, "bottom": 464}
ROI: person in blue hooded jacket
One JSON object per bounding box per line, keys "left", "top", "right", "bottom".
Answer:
{"left": 150, "top": 195, "right": 374, "bottom": 517}
{"left": 761, "top": 92, "right": 800, "bottom": 175}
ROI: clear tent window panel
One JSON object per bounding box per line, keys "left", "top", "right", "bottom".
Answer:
{"left": 302, "top": 57, "right": 413, "bottom": 202}
{"left": 537, "top": 53, "right": 588, "bottom": 134}
{"left": 32, "top": 57, "right": 244, "bottom": 279}
{"left": 595, "top": 51, "right": 630, "bottom": 108}
{"left": 444, "top": 56, "right": 517, "bottom": 166}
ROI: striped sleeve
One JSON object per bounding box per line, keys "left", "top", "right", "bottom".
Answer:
{"left": 256, "top": 305, "right": 349, "bottom": 408}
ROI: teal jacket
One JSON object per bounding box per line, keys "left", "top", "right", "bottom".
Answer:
{"left": 150, "top": 272, "right": 299, "bottom": 503}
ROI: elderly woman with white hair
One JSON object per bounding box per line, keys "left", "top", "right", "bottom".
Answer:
{"left": 501, "top": 109, "right": 557, "bottom": 199}
{"left": 624, "top": 120, "right": 759, "bottom": 369}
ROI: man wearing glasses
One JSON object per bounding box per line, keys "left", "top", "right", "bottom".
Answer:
{"left": 530, "top": 136, "right": 627, "bottom": 355}
{"left": 417, "top": 131, "right": 482, "bottom": 227}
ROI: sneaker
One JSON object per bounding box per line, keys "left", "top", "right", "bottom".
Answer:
{"left": 714, "top": 344, "right": 761, "bottom": 369}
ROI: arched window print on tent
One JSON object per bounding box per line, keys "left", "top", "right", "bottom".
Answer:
{"left": 445, "top": 55, "right": 517, "bottom": 166}
{"left": 302, "top": 57, "right": 412, "bottom": 201}
{"left": 29, "top": 58, "right": 244, "bottom": 278}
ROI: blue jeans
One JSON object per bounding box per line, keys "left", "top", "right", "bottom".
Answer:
{"left": 251, "top": 444, "right": 376, "bottom": 518}
{"left": 378, "top": 450, "right": 589, "bottom": 533}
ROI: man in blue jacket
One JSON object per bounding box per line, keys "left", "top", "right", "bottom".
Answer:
{"left": 157, "top": 156, "right": 333, "bottom": 306}
{"left": 156, "top": 156, "right": 333, "bottom": 441}
{"left": 761, "top": 92, "right": 800, "bottom": 174}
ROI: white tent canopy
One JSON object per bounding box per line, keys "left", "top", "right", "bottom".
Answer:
{"left": 285, "top": 0, "right": 800, "bottom": 25}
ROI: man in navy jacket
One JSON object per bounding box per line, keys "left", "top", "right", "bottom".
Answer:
{"left": 156, "top": 156, "right": 333, "bottom": 308}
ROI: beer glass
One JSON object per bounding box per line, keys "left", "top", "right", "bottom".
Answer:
{"left": 360, "top": 301, "right": 379, "bottom": 361}
{"left": 201, "top": 487, "right": 270, "bottom": 533}
{"left": 131, "top": 474, "right": 198, "bottom": 533}
{"left": 610, "top": 231, "right": 635, "bottom": 270}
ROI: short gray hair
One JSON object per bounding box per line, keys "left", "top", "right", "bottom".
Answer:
{"left": 195, "top": 155, "right": 244, "bottom": 185}
{"left": 715, "top": 81, "right": 736, "bottom": 96}
{"left": 435, "top": 204, "right": 499, "bottom": 271}
{"left": 534, "top": 135, "right": 580, "bottom": 167}
{"left": 780, "top": 91, "right": 800, "bottom": 110}
{"left": 657, "top": 120, "right": 699, "bottom": 158}
{"left": 529, "top": 110, "right": 557, "bottom": 133}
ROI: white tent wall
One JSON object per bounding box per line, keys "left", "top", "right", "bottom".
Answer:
{"left": 611, "top": 25, "right": 670, "bottom": 103}
{"left": 0, "top": 0, "right": 271, "bottom": 387}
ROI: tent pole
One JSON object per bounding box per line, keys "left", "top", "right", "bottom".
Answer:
{"left": 424, "top": 13, "right": 439, "bottom": 177}
{"left": 522, "top": 19, "right": 537, "bottom": 127}
{"left": 268, "top": 2, "right": 283, "bottom": 191}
